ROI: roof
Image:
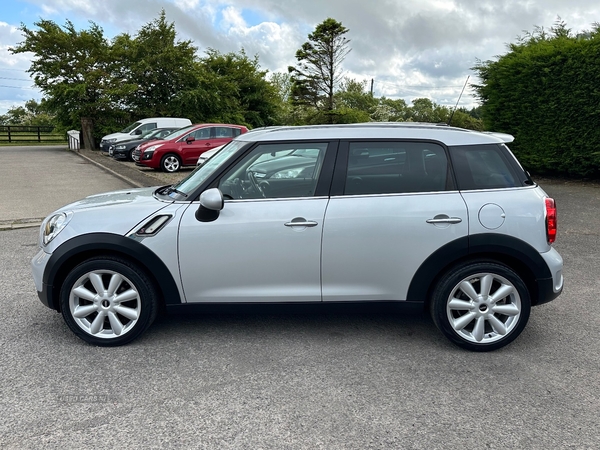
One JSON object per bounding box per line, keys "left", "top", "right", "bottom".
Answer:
{"left": 238, "top": 123, "right": 514, "bottom": 146}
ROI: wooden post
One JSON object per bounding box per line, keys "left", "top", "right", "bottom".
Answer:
{"left": 7, "top": 126, "right": 11, "bottom": 143}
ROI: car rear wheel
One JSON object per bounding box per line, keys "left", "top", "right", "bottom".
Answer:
{"left": 60, "top": 257, "right": 158, "bottom": 346}
{"left": 161, "top": 154, "right": 181, "bottom": 172}
{"left": 430, "top": 261, "right": 531, "bottom": 351}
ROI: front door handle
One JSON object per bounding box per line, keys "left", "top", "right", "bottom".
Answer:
{"left": 426, "top": 216, "right": 462, "bottom": 224}
{"left": 285, "top": 217, "right": 318, "bottom": 227}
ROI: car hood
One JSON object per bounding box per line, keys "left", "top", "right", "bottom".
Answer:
{"left": 44, "top": 187, "right": 172, "bottom": 251}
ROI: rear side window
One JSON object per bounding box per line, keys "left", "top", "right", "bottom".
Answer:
{"left": 450, "top": 144, "right": 524, "bottom": 190}
{"left": 344, "top": 141, "right": 451, "bottom": 195}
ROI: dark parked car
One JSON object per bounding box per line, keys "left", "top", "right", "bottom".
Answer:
{"left": 108, "top": 128, "right": 179, "bottom": 161}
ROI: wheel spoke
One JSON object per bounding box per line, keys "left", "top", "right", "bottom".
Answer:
{"left": 448, "top": 298, "right": 473, "bottom": 311}
{"left": 459, "top": 281, "right": 479, "bottom": 301}
{"left": 106, "top": 273, "right": 123, "bottom": 296}
{"left": 114, "top": 289, "right": 138, "bottom": 304}
{"left": 72, "top": 304, "right": 97, "bottom": 318}
{"left": 487, "top": 315, "right": 508, "bottom": 335}
{"left": 89, "top": 273, "right": 105, "bottom": 294}
{"left": 452, "top": 311, "right": 477, "bottom": 331}
{"left": 90, "top": 311, "right": 106, "bottom": 334}
{"left": 107, "top": 312, "right": 124, "bottom": 336}
{"left": 480, "top": 274, "right": 494, "bottom": 297}
{"left": 489, "top": 284, "right": 514, "bottom": 304}
{"left": 114, "top": 305, "right": 139, "bottom": 321}
{"left": 472, "top": 316, "right": 486, "bottom": 342}
{"left": 492, "top": 303, "right": 520, "bottom": 316}
{"left": 72, "top": 286, "right": 97, "bottom": 302}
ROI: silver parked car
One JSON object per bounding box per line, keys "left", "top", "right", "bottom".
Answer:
{"left": 32, "top": 124, "right": 563, "bottom": 350}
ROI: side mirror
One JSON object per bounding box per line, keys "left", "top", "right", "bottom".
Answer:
{"left": 186, "top": 136, "right": 196, "bottom": 144}
{"left": 196, "top": 188, "right": 224, "bottom": 222}
{"left": 133, "top": 129, "right": 143, "bottom": 135}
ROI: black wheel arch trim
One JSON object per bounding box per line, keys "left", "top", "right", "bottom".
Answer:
{"left": 406, "top": 233, "right": 552, "bottom": 306}
{"left": 42, "top": 232, "right": 182, "bottom": 311}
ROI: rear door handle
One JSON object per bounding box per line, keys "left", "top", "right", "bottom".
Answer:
{"left": 426, "top": 216, "right": 462, "bottom": 224}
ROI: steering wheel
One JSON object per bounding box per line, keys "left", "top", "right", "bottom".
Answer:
{"left": 247, "top": 171, "right": 267, "bottom": 198}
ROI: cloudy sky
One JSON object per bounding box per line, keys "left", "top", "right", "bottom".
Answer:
{"left": 1, "top": 0, "right": 599, "bottom": 115}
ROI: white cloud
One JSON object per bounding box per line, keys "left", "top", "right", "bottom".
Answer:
{"left": 2, "top": 0, "right": 600, "bottom": 113}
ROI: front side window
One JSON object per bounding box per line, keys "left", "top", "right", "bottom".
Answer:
{"left": 138, "top": 123, "right": 157, "bottom": 133}
{"left": 193, "top": 127, "right": 212, "bottom": 140}
{"left": 218, "top": 143, "right": 328, "bottom": 199}
{"left": 344, "top": 142, "right": 450, "bottom": 195}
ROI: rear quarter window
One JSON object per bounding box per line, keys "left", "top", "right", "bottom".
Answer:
{"left": 450, "top": 144, "right": 526, "bottom": 190}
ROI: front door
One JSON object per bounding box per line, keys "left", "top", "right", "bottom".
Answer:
{"left": 178, "top": 141, "right": 334, "bottom": 303}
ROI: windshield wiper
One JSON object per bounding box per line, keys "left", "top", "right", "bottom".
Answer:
{"left": 165, "top": 186, "right": 188, "bottom": 198}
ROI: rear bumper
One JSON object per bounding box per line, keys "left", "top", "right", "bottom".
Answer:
{"left": 535, "top": 247, "right": 564, "bottom": 305}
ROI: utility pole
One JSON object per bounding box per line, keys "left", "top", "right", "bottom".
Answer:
{"left": 370, "top": 78, "right": 374, "bottom": 96}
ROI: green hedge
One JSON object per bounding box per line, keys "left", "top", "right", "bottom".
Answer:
{"left": 473, "top": 25, "right": 600, "bottom": 177}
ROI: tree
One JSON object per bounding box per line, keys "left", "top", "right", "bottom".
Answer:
{"left": 10, "top": 19, "right": 121, "bottom": 148}
{"left": 121, "top": 10, "right": 198, "bottom": 118}
{"left": 173, "top": 49, "right": 280, "bottom": 128}
{"left": 288, "top": 18, "right": 350, "bottom": 120}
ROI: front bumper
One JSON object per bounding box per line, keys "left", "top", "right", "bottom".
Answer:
{"left": 31, "top": 248, "right": 56, "bottom": 310}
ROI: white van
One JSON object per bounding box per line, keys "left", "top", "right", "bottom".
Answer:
{"left": 100, "top": 117, "right": 191, "bottom": 151}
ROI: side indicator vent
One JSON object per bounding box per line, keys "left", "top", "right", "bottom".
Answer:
{"left": 136, "top": 215, "right": 172, "bottom": 236}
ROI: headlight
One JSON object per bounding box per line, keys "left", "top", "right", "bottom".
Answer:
{"left": 41, "top": 212, "right": 72, "bottom": 246}
{"left": 145, "top": 144, "right": 163, "bottom": 153}
{"left": 107, "top": 138, "right": 117, "bottom": 143}
{"left": 115, "top": 145, "right": 126, "bottom": 150}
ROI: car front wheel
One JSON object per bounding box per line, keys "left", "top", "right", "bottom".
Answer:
{"left": 60, "top": 257, "right": 158, "bottom": 346}
{"left": 430, "top": 262, "right": 531, "bottom": 351}
{"left": 161, "top": 154, "right": 181, "bottom": 172}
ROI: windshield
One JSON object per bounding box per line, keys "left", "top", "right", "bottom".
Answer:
{"left": 162, "top": 124, "right": 197, "bottom": 141}
{"left": 121, "top": 122, "right": 142, "bottom": 133}
{"left": 171, "top": 141, "right": 247, "bottom": 196}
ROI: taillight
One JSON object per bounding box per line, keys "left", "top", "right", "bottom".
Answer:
{"left": 545, "top": 197, "right": 557, "bottom": 244}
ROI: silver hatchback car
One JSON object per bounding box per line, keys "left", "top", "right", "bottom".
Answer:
{"left": 32, "top": 124, "right": 563, "bottom": 351}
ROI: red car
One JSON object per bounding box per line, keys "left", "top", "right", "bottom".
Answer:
{"left": 133, "top": 123, "right": 248, "bottom": 172}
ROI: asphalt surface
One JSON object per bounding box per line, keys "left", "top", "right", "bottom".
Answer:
{"left": 0, "top": 146, "right": 599, "bottom": 448}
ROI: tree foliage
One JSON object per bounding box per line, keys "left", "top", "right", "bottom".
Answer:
{"left": 0, "top": 99, "right": 55, "bottom": 127}
{"left": 473, "top": 20, "right": 600, "bottom": 176}
{"left": 288, "top": 18, "right": 350, "bottom": 119}
{"left": 10, "top": 12, "right": 281, "bottom": 145}
{"left": 10, "top": 19, "right": 121, "bottom": 145}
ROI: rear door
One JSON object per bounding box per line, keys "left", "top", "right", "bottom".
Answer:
{"left": 321, "top": 140, "right": 468, "bottom": 302}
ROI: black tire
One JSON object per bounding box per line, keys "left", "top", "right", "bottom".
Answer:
{"left": 161, "top": 154, "right": 181, "bottom": 173}
{"left": 430, "top": 261, "right": 531, "bottom": 352}
{"left": 128, "top": 149, "right": 135, "bottom": 161}
{"left": 59, "top": 256, "right": 159, "bottom": 346}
